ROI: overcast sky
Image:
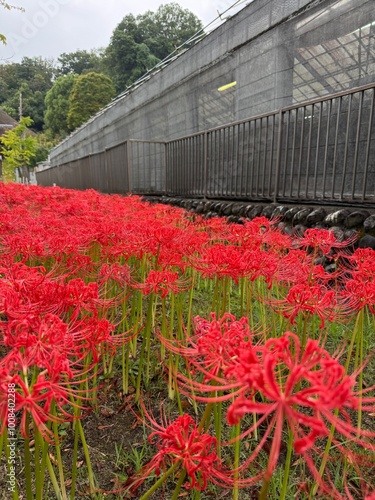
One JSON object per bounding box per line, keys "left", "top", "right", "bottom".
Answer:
{"left": 1, "top": 0, "right": 243, "bottom": 63}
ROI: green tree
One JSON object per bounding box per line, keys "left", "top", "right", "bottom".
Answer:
{"left": 105, "top": 25, "right": 159, "bottom": 91}
{"left": 0, "top": 116, "right": 37, "bottom": 181}
{"left": 44, "top": 74, "right": 77, "bottom": 139}
{"left": 30, "top": 133, "right": 54, "bottom": 167}
{"left": 57, "top": 49, "right": 104, "bottom": 76}
{"left": 67, "top": 72, "right": 116, "bottom": 131}
{"left": 139, "top": 3, "right": 204, "bottom": 60}
{"left": 104, "top": 3, "right": 202, "bottom": 92}
{"left": 0, "top": 57, "right": 55, "bottom": 131}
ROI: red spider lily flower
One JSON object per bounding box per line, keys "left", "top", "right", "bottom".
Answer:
{"left": 2, "top": 314, "right": 74, "bottom": 377}
{"left": 340, "top": 278, "right": 375, "bottom": 313}
{"left": 64, "top": 278, "right": 109, "bottom": 320}
{"left": 242, "top": 248, "right": 278, "bottom": 285}
{"left": 135, "top": 270, "right": 190, "bottom": 298}
{"left": 0, "top": 358, "right": 90, "bottom": 441}
{"left": 239, "top": 217, "right": 293, "bottom": 253}
{"left": 191, "top": 243, "right": 278, "bottom": 285}
{"left": 13, "top": 372, "right": 89, "bottom": 441}
{"left": 268, "top": 283, "right": 338, "bottom": 327}
{"left": 224, "top": 333, "right": 375, "bottom": 497}
{"left": 0, "top": 262, "right": 68, "bottom": 318}
{"left": 157, "top": 313, "right": 256, "bottom": 382}
{"left": 128, "top": 406, "right": 233, "bottom": 494}
{"left": 69, "top": 316, "right": 117, "bottom": 362}
{"left": 296, "top": 228, "right": 357, "bottom": 256}
{"left": 190, "top": 243, "right": 247, "bottom": 282}
{"left": 173, "top": 327, "right": 375, "bottom": 497}
{"left": 273, "top": 249, "right": 313, "bottom": 286}
{"left": 99, "top": 262, "right": 134, "bottom": 287}
{"left": 147, "top": 414, "right": 222, "bottom": 490}
{"left": 348, "top": 248, "right": 375, "bottom": 281}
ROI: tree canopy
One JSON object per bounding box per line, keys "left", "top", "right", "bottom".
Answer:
{"left": 67, "top": 72, "right": 116, "bottom": 131}
{"left": 44, "top": 74, "right": 77, "bottom": 139}
{"left": 0, "top": 116, "right": 37, "bottom": 181}
{"left": 104, "top": 3, "right": 203, "bottom": 92}
{"left": 57, "top": 49, "right": 104, "bottom": 76}
{"left": 0, "top": 57, "right": 55, "bottom": 132}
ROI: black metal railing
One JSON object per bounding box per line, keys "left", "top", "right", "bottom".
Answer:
{"left": 37, "top": 82, "right": 375, "bottom": 206}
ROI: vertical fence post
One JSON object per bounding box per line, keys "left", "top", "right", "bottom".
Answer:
{"left": 127, "top": 141, "right": 132, "bottom": 193}
{"left": 104, "top": 148, "right": 109, "bottom": 194}
{"left": 164, "top": 142, "right": 168, "bottom": 195}
{"left": 203, "top": 131, "right": 208, "bottom": 200}
{"left": 273, "top": 109, "right": 284, "bottom": 204}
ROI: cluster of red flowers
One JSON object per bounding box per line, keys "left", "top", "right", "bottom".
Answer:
{"left": 0, "top": 182, "right": 374, "bottom": 498}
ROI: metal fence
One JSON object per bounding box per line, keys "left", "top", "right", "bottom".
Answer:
{"left": 37, "top": 82, "right": 375, "bottom": 205}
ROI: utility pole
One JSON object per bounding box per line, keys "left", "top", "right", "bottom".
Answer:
{"left": 19, "top": 92, "right": 22, "bottom": 121}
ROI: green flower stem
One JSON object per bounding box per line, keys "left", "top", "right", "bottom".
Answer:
{"left": 344, "top": 309, "right": 363, "bottom": 373}
{"left": 23, "top": 415, "right": 33, "bottom": 500}
{"left": 247, "top": 282, "right": 254, "bottom": 329}
{"left": 212, "top": 276, "right": 220, "bottom": 315}
{"left": 139, "top": 461, "right": 180, "bottom": 500}
{"left": 145, "top": 293, "right": 156, "bottom": 384}
{"left": 0, "top": 432, "right": 3, "bottom": 470}
{"left": 171, "top": 469, "right": 187, "bottom": 500}
{"left": 170, "top": 293, "right": 176, "bottom": 338}
{"left": 37, "top": 429, "right": 49, "bottom": 500}
{"left": 186, "top": 270, "right": 196, "bottom": 336}
{"left": 122, "top": 341, "right": 130, "bottom": 394}
{"left": 177, "top": 294, "right": 184, "bottom": 340}
{"left": 92, "top": 364, "right": 98, "bottom": 407}
{"left": 240, "top": 277, "right": 245, "bottom": 316}
{"left": 355, "top": 309, "right": 364, "bottom": 433}
{"left": 221, "top": 276, "right": 228, "bottom": 315}
{"left": 135, "top": 330, "right": 148, "bottom": 402}
{"left": 77, "top": 419, "right": 96, "bottom": 494}
{"left": 280, "top": 428, "right": 293, "bottom": 500}
{"left": 232, "top": 421, "right": 241, "bottom": 500}
{"left": 168, "top": 354, "right": 175, "bottom": 400}
{"left": 256, "top": 279, "right": 267, "bottom": 332}
{"left": 160, "top": 297, "right": 167, "bottom": 359}
{"left": 185, "top": 366, "right": 199, "bottom": 416}
{"left": 198, "top": 402, "right": 213, "bottom": 432}
{"left": 45, "top": 452, "right": 63, "bottom": 500}
{"left": 213, "top": 395, "right": 222, "bottom": 457}
{"left": 136, "top": 293, "right": 155, "bottom": 401}
{"left": 310, "top": 407, "right": 340, "bottom": 497}
{"left": 259, "top": 476, "right": 271, "bottom": 500}
{"left": 172, "top": 293, "right": 184, "bottom": 406}
{"left": 259, "top": 412, "right": 283, "bottom": 500}
{"left": 69, "top": 419, "right": 80, "bottom": 500}
{"left": 52, "top": 419, "right": 68, "bottom": 500}
{"left": 0, "top": 429, "right": 4, "bottom": 467}
{"left": 34, "top": 424, "right": 42, "bottom": 499}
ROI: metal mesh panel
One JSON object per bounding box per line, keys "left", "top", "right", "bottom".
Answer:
{"left": 89, "top": 152, "right": 106, "bottom": 192}
{"left": 166, "top": 134, "right": 206, "bottom": 197}
{"left": 129, "top": 141, "right": 166, "bottom": 194}
{"left": 106, "top": 142, "right": 129, "bottom": 194}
